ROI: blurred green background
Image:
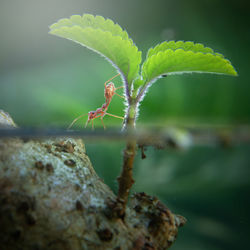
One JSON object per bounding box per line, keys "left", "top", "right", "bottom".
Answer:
{"left": 0, "top": 0, "right": 249, "bottom": 249}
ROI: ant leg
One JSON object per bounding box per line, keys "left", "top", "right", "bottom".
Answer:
{"left": 100, "top": 117, "right": 106, "bottom": 130}
{"left": 115, "top": 86, "right": 124, "bottom": 90}
{"left": 85, "top": 118, "right": 90, "bottom": 128}
{"left": 105, "top": 112, "right": 124, "bottom": 120}
{"left": 114, "top": 92, "right": 125, "bottom": 99}
{"left": 89, "top": 114, "right": 104, "bottom": 130}
{"left": 68, "top": 113, "right": 88, "bottom": 129}
{"left": 114, "top": 85, "right": 125, "bottom": 99}
{"left": 104, "top": 73, "right": 120, "bottom": 87}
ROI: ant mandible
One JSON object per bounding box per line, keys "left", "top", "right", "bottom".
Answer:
{"left": 68, "top": 73, "right": 124, "bottom": 130}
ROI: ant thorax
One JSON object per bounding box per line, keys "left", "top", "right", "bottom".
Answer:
{"left": 96, "top": 108, "right": 104, "bottom": 115}
{"left": 101, "top": 103, "right": 108, "bottom": 111}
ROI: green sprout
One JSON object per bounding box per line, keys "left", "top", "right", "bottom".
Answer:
{"left": 49, "top": 14, "right": 237, "bottom": 216}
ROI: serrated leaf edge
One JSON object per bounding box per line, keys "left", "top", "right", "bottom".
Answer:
{"left": 141, "top": 49, "right": 237, "bottom": 85}
{"left": 147, "top": 40, "right": 224, "bottom": 59}
{"left": 49, "top": 14, "right": 134, "bottom": 45}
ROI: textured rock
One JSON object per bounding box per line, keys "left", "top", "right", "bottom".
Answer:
{"left": 0, "top": 110, "right": 185, "bottom": 249}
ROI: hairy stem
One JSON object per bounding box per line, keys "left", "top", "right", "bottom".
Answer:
{"left": 117, "top": 99, "right": 137, "bottom": 217}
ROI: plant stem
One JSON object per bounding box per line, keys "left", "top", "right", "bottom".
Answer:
{"left": 117, "top": 99, "right": 137, "bottom": 217}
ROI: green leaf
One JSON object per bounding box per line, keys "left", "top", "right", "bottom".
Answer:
{"left": 142, "top": 49, "right": 237, "bottom": 83}
{"left": 50, "top": 14, "right": 131, "bottom": 42}
{"left": 147, "top": 40, "right": 224, "bottom": 58}
{"left": 132, "top": 78, "right": 144, "bottom": 93}
{"left": 49, "top": 14, "right": 141, "bottom": 85}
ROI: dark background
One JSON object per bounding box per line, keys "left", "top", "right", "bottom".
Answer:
{"left": 0, "top": 0, "right": 249, "bottom": 249}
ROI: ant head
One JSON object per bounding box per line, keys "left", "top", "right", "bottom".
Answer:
{"left": 88, "top": 111, "right": 96, "bottom": 118}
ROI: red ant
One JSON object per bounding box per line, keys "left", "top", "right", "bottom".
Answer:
{"left": 68, "top": 73, "right": 124, "bottom": 130}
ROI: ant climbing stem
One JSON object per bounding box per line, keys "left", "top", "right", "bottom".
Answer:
{"left": 67, "top": 73, "right": 124, "bottom": 130}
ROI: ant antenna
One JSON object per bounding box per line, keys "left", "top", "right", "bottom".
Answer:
{"left": 104, "top": 73, "right": 120, "bottom": 86}
{"left": 67, "top": 113, "right": 88, "bottom": 130}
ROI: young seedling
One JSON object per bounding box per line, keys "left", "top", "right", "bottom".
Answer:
{"left": 67, "top": 73, "right": 124, "bottom": 130}
{"left": 50, "top": 14, "right": 237, "bottom": 217}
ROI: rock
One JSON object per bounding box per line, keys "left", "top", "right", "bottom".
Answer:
{"left": 0, "top": 110, "right": 185, "bottom": 249}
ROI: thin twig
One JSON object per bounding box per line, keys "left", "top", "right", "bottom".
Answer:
{"left": 0, "top": 127, "right": 250, "bottom": 145}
